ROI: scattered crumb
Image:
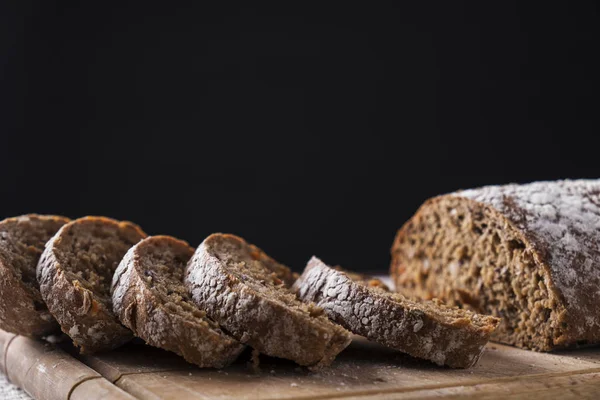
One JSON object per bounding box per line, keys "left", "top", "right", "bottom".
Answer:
{"left": 290, "top": 383, "right": 298, "bottom": 387}
{"left": 188, "top": 373, "right": 193, "bottom": 376}
{"left": 45, "top": 334, "right": 68, "bottom": 344}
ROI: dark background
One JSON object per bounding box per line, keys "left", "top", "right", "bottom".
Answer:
{"left": 1, "top": 3, "right": 598, "bottom": 272}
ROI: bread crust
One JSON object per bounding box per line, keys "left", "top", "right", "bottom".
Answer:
{"left": 295, "top": 257, "right": 498, "bottom": 368}
{"left": 391, "top": 180, "right": 600, "bottom": 351}
{"left": 184, "top": 233, "right": 351, "bottom": 369}
{"left": 112, "top": 235, "right": 245, "bottom": 368}
{"left": 0, "top": 214, "right": 70, "bottom": 336}
{"left": 37, "top": 216, "right": 146, "bottom": 353}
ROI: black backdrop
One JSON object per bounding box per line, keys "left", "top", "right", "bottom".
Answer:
{"left": 1, "top": 3, "right": 598, "bottom": 272}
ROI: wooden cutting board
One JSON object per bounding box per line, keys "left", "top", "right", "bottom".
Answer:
{"left": 2, "top": 329, "right": 600, "bottom": 399}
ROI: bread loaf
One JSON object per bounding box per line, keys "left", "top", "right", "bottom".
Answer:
{"left": 37, "top": 216, "right": 146, "bottom": 353}
{"left": 112, "top": 235, "right": 245, "bottom": 368}
{"left": 295, "top": 257, "right": 499, "bottom": 368}
{"left": 391, "top": 179, "right": 600, "bottom": 351}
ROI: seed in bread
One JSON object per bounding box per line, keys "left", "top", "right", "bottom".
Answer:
{"left": 37, "top": 216, "right": 146, "bottom": 353}
{"left": 0, "top": 214, "right": 70, "bottom": 336}
{"left": 184, "top": 233, "right": 352, "bottom": 369}
{"left": 294, "top": 257, "right": 499, "bottom": 368}
{"left": 112, "top": 235, "right": 245, "bottom": 368}
{"left": 391, "top": 179, "right": 600, "bottom": 351}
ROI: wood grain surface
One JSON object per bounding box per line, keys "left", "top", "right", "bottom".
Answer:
{"left": 0, "top": 333, "right": 600, "bottom": 400}
{"left": 2, "top": 330, "right": 600, "bottom": 399}
{"left": 0, "top": 330, "right": 134, "bottom": 400}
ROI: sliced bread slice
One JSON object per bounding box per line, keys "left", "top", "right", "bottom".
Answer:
{"left": 184, "top": 233, "right": 352, "bottom": 369}
{"left": 294, "top": 257, "right": 499, "bottom": 368}
{"left": 112, "top": 235, "right": 245, "bottom": 368}
{"left": 0, "top": 214, "right": 70, "bottom": 336}
{"left": 37, "top": 216, "right": 146, "bottom": 353}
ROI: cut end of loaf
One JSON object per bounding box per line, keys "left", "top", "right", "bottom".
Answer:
{"left": 391, "top": 195, "right": 569, "bottom": 351}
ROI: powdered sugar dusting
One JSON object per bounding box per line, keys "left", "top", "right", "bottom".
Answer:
{"left": 458, "top": 179, "right": 600, "bottom": 329}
